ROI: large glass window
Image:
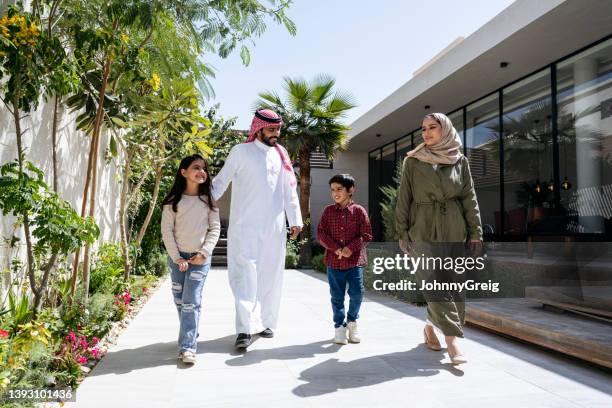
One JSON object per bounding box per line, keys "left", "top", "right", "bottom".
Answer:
{"left": 396, "top": 134, "right": 413, "bottom": 164}
{"left": 466, "top": 93, "right": 501, "bottom": 236}
{"left": 368, "top": 149, "right": 383, "bottom": 240}
{"left": 448, "top": 109, "right": 465, "bottom": 152}
{"left": 413, "top": 129, "right": 422, "bottom": 148}
{"left": 381, "top": 143, "right": 396, "bottom": 186}
{"left": 556, "top": 37, "right": 612, "bottom": 235}
{"left": 503, "top": 69, "right": 554, "bottom": 235}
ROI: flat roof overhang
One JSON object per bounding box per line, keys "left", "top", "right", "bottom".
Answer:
{"left": 348, "top": 0, "right": 612, "bottom": 152}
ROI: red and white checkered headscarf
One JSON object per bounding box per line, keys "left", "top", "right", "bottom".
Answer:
{"left": 246, "top": 109, "right": 296, "bottom": 186}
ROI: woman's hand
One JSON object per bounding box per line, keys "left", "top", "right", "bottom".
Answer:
{"left": 189, "top": 253, "right": 206, "bottom": 265}
{"left": 469, "top": 239, "right": 483, "bottom": 257}
{"left": 399, "top": 239, "right": 410, "bottom": 255}
{"left": 175, "top": 258, "right": 189, "bottom": 272}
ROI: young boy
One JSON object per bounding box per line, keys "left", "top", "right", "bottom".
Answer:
{"left": 316, "top": 174, "right": 373, "bottom": 344}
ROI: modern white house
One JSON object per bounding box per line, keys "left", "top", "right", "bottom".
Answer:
{"left": 309, "top": 0, "right": 612, "bottom": 243}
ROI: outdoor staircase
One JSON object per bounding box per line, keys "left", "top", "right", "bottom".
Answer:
{"left": 212, "top": 226, "right": 228, "bottom": 267}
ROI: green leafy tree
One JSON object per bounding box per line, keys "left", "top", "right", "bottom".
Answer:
{"left": 256, "top": 75, "right": 356, "bottom": 265}
{"left": 0, "top": 6, "right": 81, "bottom": 308}
{"left": 0, "top": 161, "right": 99, "bottom": 312}
{"left": 61, "top": 0, "right": 296, "bottom": 298}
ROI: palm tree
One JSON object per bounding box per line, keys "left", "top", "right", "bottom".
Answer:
{"left": 256, "top": 75, "right": 356, "bottom": 265}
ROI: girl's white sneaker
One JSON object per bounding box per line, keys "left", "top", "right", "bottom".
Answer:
{"left": 181, "top": 351, "right": 196, "bottom": 364}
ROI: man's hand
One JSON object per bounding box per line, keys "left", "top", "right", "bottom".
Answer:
{"left": 175, "top": 258, "right": 189, "bottom": 272}
{"left": 289, "top": 226, "right": 302, "bottom": 239}
{"left": 189, "top": 253, "right": 206, "bottom": 265}
{"left": 340, "top": 247, "right": 352, "bottom": 258}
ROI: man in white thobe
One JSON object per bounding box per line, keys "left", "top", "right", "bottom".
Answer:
{"left": 212, "top": 109, "right": 302, "bottom": 349}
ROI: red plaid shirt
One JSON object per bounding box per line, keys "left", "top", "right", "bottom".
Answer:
{"left": 316, "top": 201, "right": 373, "bottom": 269}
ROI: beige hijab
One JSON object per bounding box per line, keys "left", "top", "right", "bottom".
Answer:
{"left": 406, "top": 113, "right": 463, "bottom": 165}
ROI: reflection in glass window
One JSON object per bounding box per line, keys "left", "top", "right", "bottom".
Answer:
{"left": 556, "top": 37, "right": 612, "bottom": 235}
{"left": 369, "top": 149, "right": 383, "bottom": 240}
{"left": 448, "top": 109, "right": 465, "bottom": 152}
{"left": 396, "top": 134, "right": 413, "bottom": 169}
{"left": 381, "top": 143, "right": 396, "bottom": 186}
{"left": 466, "top": 93, "right": 500, "bottom": 236}
{"left": 503, "top": 69, "right": 554, "bottom": 235}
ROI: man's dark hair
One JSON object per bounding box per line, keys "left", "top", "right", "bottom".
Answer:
{"left": 329, "top": 174, "right": 355, "bottom": 191}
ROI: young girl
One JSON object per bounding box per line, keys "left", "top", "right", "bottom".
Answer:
{"left": 161, "top": 154, "right": 221, "bottom": 364}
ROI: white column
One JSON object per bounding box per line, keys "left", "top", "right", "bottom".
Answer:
{"left": 573, "top": 57, "right": 604, "bottom": 232}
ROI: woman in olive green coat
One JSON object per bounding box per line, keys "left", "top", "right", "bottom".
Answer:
{"left": 395, "top": 113, "right": 483, "bottom": 364}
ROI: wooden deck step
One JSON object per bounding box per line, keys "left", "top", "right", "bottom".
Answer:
{"left": 466, "top": 298, "right": 612, "bottom": 369}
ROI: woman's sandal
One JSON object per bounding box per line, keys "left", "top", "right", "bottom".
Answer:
{"left": 423, "top": 327, "right": 442, "bottom": 351}
{"left": 448, "top": 348, "right": 468, "bottom": 364}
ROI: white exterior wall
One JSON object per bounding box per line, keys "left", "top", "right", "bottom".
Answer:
{"left": 0, "top": 99, "right": 122, "bottom": 295}
{"left": 309, "top": 151, "right": 369, "bottom": 239}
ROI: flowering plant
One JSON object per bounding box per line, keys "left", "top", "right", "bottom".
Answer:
{"left": 56, "top": 330, "right": 100, "bottom": 366}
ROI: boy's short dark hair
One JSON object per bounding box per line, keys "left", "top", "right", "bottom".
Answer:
{"left": 329, "top": 174, "right": 355, "bottom": 191}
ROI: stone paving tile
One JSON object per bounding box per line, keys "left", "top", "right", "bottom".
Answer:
{"left": 74, "top": 268, "right": 612, "bottom": 408}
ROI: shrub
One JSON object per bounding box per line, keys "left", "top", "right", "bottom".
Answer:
{"left": 285, "top": 251, "right": 299, "bottom": 269}
{"left": 147, "top": 250, "right": 169, "bottom": 277}
{"left": 89, "top": 243, "right": 124, "bottom": 295}
{"left": 311, "top": 254, "right": 326, "bottom": 273}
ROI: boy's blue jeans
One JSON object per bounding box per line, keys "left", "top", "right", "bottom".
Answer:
{"left": 326, "top": 266, "right": 364, "bottom": 328}
{"left": 169, "top": 252, "right": 210, "bottom": 353}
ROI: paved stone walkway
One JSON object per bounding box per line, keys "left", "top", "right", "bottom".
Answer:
{"left": 74, "top": 269, "right": 612, "bottom": 407}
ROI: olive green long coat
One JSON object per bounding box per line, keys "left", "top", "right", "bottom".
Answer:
{"left": 395, "top": 155, "right": 483, "bottom": 337}
{"left": 395, "top": 155, "right": 483, "bottom": 243}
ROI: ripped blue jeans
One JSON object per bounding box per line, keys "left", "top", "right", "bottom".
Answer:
{"left": 169, "top": 252, "right": 210, "bottom": 354}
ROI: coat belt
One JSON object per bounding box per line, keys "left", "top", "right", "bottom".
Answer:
{"left": 415, "top": 198, "right": 459, "bottom": 215}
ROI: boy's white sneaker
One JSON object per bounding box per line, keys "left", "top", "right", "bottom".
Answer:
{"left": 334, "top": 326, "right": 348, "bottom": 345}
{"left": 347, "top": 321, "right": 361, "bottom": 343}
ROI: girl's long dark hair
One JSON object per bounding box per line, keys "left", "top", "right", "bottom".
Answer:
{"left": 161, "top": 154, "right": 215, "bottom": 212}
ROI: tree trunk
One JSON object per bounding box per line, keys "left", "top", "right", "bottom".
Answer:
{"left": 298, "top": 149, "right": 312, "bottom": 266}
{"left": 68, "top": 111, "right": 97, "bottom": 302}
{"left": 134, "top": 161, "right": 162, "bottom": 246}
{"left": 119, "top": 155, "right": 132, "bottom": 281}
{"left": 81, "top": 53, "right": 114, "bottom": 300}
{"left": 32, "top": 251, "right": 59, "bottom": 315}
{"left": 12, "top": 85, "right": 37, "bottom": 298}
{"left": 51, "top": 96, "right": 59, "bottom": 192}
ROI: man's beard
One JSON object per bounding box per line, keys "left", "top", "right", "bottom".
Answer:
{"left": 262, "top": 135, "right": 278, "bottom": 146}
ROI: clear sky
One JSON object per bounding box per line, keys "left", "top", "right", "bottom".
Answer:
{"left": 206, "top": 0, "right": 516, "bottom": 129}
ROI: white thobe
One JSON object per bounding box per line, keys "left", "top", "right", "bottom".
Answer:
{"left": 212, "top": 139, "right": 302, "bottom": 334}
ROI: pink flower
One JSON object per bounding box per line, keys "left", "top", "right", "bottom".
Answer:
{"left": 92, "top": 337, "right": 100, "bottom": 345}
{"left": 68, "top": 331, "right": 76, "bottom": 343}
{"left": 143, "top": 287, "right": 148, "bottom": 293}
{"left": 76, "top": 356, "right": 87, "bottom": 364}
{"left": 0, "top": 329, "right": 9, "bottom": 338}
{"left": 90, "top": 347, "right": 100, "bottom": 358}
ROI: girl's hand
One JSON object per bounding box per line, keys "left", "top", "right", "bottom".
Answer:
{"left": 189, "top": 253, "right": 206, "bottom": 265}
{"left": 340, "top": 247, "right": 352, "bottom": 258}
{"left": 175, "top": 258, "right": 189, "bottom": 272}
